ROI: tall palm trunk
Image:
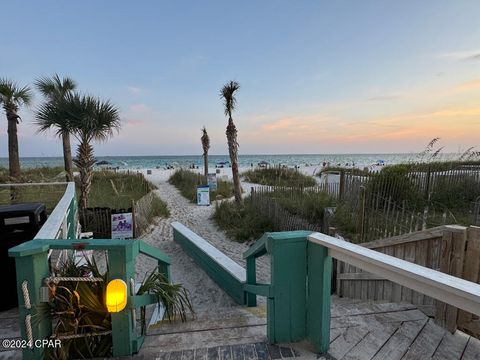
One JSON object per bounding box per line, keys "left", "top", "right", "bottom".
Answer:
{"left": 6, "top": 109, "right": 21, "bottom": 178}
{"left": 226, "top": 117, "right": 242, "bottom": 203}
{"left": 203, "top": 152, "right": 208, "bottom": 177}
{"left": 74, "top": 137, "right": 95, "bottom": 209}
{"left": 62, "top": 132, "right": 74, "bottom": 182}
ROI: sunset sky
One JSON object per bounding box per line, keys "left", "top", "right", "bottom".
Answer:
{"left": 1, "top": 1, "right": 479, "bottom": 156}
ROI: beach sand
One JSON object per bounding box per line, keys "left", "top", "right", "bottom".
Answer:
{"left": 135, "top": 170, "right": 271, "bottom": 312}
{"left": 132, "top": 164, "right": 347, "bottom": 312}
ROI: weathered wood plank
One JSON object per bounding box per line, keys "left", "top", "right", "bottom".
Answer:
{"left": 337, "top": 272, "right": 386, "bottom": 281}
{"left": 435, "top": 226, "right": 467, "bottom": 331}
{"left": 458, "top": 226, "right": 480, "bottom": 327}
{"left": 402, "top": 242, "right": 417, "bottom": 302}
{"left": 432, "top": 330, "right": 470, "bottom": 360}
{"left": 342, "top": 322, "right": 399, "bottom": 360}
{"left": 361, "top": 226, "right": 446, "bottom": 249}
{"left": 371, "top": 319, "right": 427, "bottom": 360}
{"left": 461, "top": 336, "right": 480, "bottom": 360}
{"left": 331, "top": 302, "right": 416, "bottom": 318}
{"left": 329, "top": 326, "right": 370, "bottom": 359}
{"left": 329, "top": 327, "right": 346, "bottom": 343}
{"left": 413, "top": 239, "right": 428, "bottom": 305}
{"left": 383, "top": 246, "right": 395, "bottom": 301}
{"left": 402, "top": 319, "right": 445, "bottom": 359}
{"left": 194, "top": 348, "right": 207, "bottom": 360}
{"left": 242, "top": 344, "right": 256, "bottom": 360}
{"left": 392, "top": 244, "right": 404, "bottom": 302}
{"left": 331, "top": 309, "right": 426, "bottom": 329}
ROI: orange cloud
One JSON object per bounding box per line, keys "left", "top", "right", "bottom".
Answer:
{"left": 455, "top": 79, "right": 480, "bottom": 92}
{"left": 243, "top": 105, "right": 480, "bottom": 150}
{"left": 261, "top": 115, "right": 330, "bottom": 132}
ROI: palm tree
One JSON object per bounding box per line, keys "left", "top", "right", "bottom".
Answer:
{"left": 201, "top": 126, "right": 210, "bottom": 177}
{"left": 35, "top": 74, "right": 77, "bottom": 181}
{"left": 0, "top": 79, "right": 33, "bottom": 178}
{"left": 220, "top": 81, "right": 242, "bottom": 203}
{"left": 37, "top": 93, "right": 120, "bottom": 208}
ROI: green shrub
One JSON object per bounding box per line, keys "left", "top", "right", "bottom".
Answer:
{"left": 364, "top": 165, "right": 422, "bottom": 207}
{"left": 243, "top": 167, "right": 316, "bottom": 187}
{"left": 169, "top": 169, "right": 234, "bottom": 203}
{"left": 267, "top": 188, "right": 336, "bottom": 225}
{"left": 430, "top": 175, "right": 480, "bottom": 210}
{"left": 213, "top": 198, "right": 273, "bottom": 242}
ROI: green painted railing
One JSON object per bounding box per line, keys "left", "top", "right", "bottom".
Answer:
{"left": 9, "top": 237, "right": 170, "bottom": 359}
{"left": 172, "top": 222, "right": 246, "bottom": 304}
{"left": 243, "top": 231, "right": 332, "bottom": 353}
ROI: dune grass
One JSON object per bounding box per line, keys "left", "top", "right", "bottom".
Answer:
{"left": 0, "top": 168, "right": 169, "bottom": 218}
{"left": 213, "top": 198, "right": 273, "bottom": 242}
{"left": 242, "top": 167, "right": 317, "bottom": 187}
{"left": 168, "top": 169, "right": 235, "bottom": 203}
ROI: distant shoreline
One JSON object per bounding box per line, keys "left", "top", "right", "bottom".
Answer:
{"left": 0, "top": 153, "right": 462, "bottom": 170}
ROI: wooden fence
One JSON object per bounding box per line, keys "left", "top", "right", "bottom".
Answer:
{"left": 331, "top": 163, "right": 480, "bottom": 202}
{"left": 335, "top": 225, "right": 480, "bottom": 336}
{"left": 79, "top": 206, "right": 130, "bottom": 238}
{"left": 79, "top": 191, "right": 160, "bottom": 238}
{"left": 250, "top": 187, "right": 323, "bottom": 232}
{"left": 133, "top": 191, "right": 159, "bottom": 237}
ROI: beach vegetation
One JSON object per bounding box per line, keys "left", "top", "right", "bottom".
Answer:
{"left": 213, "top": 198, "right": 273, "bottom": 242}
{"left": 36, "top": 93, "right": 121, "bottom": 209}
{"left": 0, "top": 167, "right": 169, "bottom": 219}
{"left": 47, "top": 255, "right": 192, "bottom": 359}
{"left": 318, "top": 167, "right": 370, "bottom": 176}
{"left": 168, "top": 169, "right": 235, "bottom": 203}
{"left": 0, "top": 78, "right": 33, "bottom": 178}
{"left": 220, "top": 80, "right": 243, "bottom": 204}
{"left": 243, "top": 167, "right": 317, "bottom": 187}
{"left": 265, "top": 188, "right": 336, "bottom": 225}
{"left": 35, "top": 74, "right": 77, "bottom": 182}
{"left": 201, "top": 126, "right": 210, "bottom": 177}
{"left": 85, "top": 171, "right": 168, "bottom": 216}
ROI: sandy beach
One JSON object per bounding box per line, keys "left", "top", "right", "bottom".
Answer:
{"left": 135, "top": 169, "right": 272, "bottom": 313}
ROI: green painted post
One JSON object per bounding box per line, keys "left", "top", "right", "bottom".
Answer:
{"left": 13, "top": 251, "right": 51, "bottom": 360}
{"left": 109, "top": 243, "right": 136, "bottom": 356}
{"left": 67, "top": 198, "right": 77, "bottom": 239}
{"left": 246, "top": 256, "right": 257, "bottom": 307}
{"left": 267, "top": 231, "right": 310, "bottom": 343}
{"left": 158, "top": 261, "right": 171, "bottom": 282}
{"left": 307, "top": 241, "right": 332, "bottom": 354}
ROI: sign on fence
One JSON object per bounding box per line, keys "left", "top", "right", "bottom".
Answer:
{"left": 208, "top": 173, "right": 217, "bottom": 191}
{"left": 197, "top": 186, "right": 210, "bottom": 206}
{"left": 111, "top": 212, "right": 134, "bottom": 239}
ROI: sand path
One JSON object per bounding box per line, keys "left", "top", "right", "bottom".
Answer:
{"left": 136, "top": 178, "right": 269, "bottom": 312}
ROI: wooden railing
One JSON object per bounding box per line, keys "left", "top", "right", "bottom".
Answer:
{"left": 9, "top": 238, "right": 170, "bottom": 359}
{"left": 7, "top": 182, "right": 171, "bottom": 359}
{"left": 243, "top": 229, "right": 480, "bottom": 354}
{"left": 335, "top": 225, "right": 480, "bottom": 335}
{"left": 33, "top": 182, "right": 77, "bottom": 240}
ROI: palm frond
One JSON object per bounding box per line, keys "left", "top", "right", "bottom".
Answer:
{"left": 0, "top": 78, "right": 32, "bottom": 106}
{"left": 137, "top": 268, "right": 194, "bottom": 322}
{"left": 35, "top": 74, "right": 77, "bottom": 101}
{"left": 220, "top": 80, "right": 240, "bottom": 117}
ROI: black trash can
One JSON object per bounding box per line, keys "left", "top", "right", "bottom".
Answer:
{"left": 0, "top": 203, "right": 47, "bottom": 310}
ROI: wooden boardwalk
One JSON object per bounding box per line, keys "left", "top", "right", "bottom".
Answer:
{"left": 1, "top": 297, "right": 479, "bottom": 359}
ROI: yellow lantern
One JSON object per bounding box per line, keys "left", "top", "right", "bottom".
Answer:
{"left": 106, "top": 279, "right": 128, "bottom": 312}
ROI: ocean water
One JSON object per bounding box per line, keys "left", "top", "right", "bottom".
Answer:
{"left": 0, "top": 153, "right": 459, "bottom": 170}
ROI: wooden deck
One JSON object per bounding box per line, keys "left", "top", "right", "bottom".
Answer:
{"left": 1, "top": 297, "right": 479, "bottom": 359}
